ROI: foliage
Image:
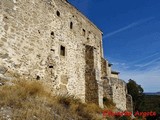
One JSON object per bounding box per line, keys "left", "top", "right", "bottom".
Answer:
{"left": 139, "top": 95, "right": 160, "bottom": 120}
{"left": 127, "top": 79, "right": 145, "bottom": 112}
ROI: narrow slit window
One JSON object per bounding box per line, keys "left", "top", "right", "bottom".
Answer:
{"left": 56, "top": 11, "right": 60, "bottom": 17}
{"left": 60, "top": 45, "right": 65, "bottom": 56}
{"left": 82, "top": 29, "right": 86, "bottom": 36}
{"left": 70, "top": 22, "right": 73, "bottom": 29}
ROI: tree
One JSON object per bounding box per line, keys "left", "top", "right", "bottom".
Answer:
{"left": 127, "top": 79, "right": 144, "bottom": 112}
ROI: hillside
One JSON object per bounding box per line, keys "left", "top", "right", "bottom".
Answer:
{"left": 140, "top": 95, "right": 160, "bottom": 112}
{"left": 0, "top": 79, "right": 104, "bottom": 120}
{"left": 139, "top": 95, "right": 160, "bottom": 120}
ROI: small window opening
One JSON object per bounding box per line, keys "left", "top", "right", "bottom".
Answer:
{"left": 38, "top": 30, "right": 40, "bottom": 34}
{"left": 51, "top": 31, "right": 54, "bottom": 39}
{"left": 4, "top": 16, "right": 8, "bottom": 19}
{"left": 60, "top": 45, "right": 65, "bottom": 56}
{"left": 36, "top": 76, "right": 40, "bottom": 80}
{"left": 51, "top": 31, "right": 54, "bottom": 36}
{"left": 116, "top": 86, "right": 118, "bottom": 89}
{"left": 82, "top": 29, "right": 86, "bottom": 36}
{"left": 50, "top": 49, "right": 55, "bottom": 52}
{"left": 56, "top": 11, "right": 60, "bottom": 17}
{"left": 103, "top": 97, "right": 107, "bottom": 103}
{"left": 70, "top": 22, "right": 73, "bottom": 29}
{"left": 49, "top": 66, "right": 53, "bottom": 68}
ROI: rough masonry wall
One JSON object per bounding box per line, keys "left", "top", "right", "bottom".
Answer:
{"left": 101, "top": 58, "right": 107, "bottom": 77}
{"left": 0, "top": 0, "right": 103, "bottom": 106}
{"left": 110, "top": 73, "right": 119, "bottom": 79}
{"left": 85, "top": 45, "right": 98, "bottom": 104}
{"left": 126, "top": 94, "right": 133, "bottom": 112}
{"left": 103, "top": 78, "right": 113, "bottom": 100}
{"left": 110, "top": 78, "right": 127, "bottom": 111}
{"left": 101, "top": 58, "right": 112, "bottom": 100}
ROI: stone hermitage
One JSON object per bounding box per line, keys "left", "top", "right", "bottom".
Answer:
{"left": 0, "top": 0, "right": 133, "bottom": 111}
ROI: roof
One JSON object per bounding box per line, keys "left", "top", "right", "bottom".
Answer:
{"left": 108, "top": 63, "right": 113, "bottom": 67}
{"left": 111, "top": 71, "right": 120, "bottom": 74}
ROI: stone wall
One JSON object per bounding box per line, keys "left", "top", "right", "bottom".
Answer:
{"left": 85, "top": 45, "right": 98, "bottom": 104}
{"left": 101, "top": 58, "right": 107, "bottom": 77}
{"left": 126, "top": 94, "right": 133, "bottom": 112}
{"left": 0, "top": 0, "right": 132, "bottom": 110}
{"left": 103, "top": 78, "right": 112, "bottom": 100}
{"left": 0, "top": 0, "right": 103, "bottom": 106}
{"left": 110, "top": 78, "right": 127, "bottom": 111}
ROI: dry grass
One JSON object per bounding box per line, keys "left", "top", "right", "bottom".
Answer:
{"left": 0, "top": 79, "right": 103, "bottom": 120}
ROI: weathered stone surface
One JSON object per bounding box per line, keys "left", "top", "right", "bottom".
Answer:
{"left": 59, "top": 84, "right": 68, "bottom": 94}
{"left": 110, "top": 78, "right": 127, "bottom": 111}
{"left": 0, "top": 66, "right": 7, "bottom": 74}
{"left": 61, "top": 75, "right": 68, "bottom": 84}
{"left": 126, "top": 94, "right": 133, "bottom": 112}
{"left": 0, "top": 53, "right": 9, "bottom": 59}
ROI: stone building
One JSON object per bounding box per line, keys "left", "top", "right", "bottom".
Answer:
{"left": 101, "top": 61, "right": 133, "bottom": 111}
{"left": 0, "top": 0, "right": 132, "bottom": 111}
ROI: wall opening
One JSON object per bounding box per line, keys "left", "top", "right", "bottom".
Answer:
{"left": 82, "top": 29, "right": 86, "bottom": 36}
{"left": 36, "top": 76, "right": 40, "bottom": 80}
{"left": 60, "top": 45, "right": 65, "bottom": 56}
{"left": 51, "top": 31, "right": 54, "bottom": 36}
{"left": 70, "top": 22, "right": 73, "bottom": 29}
{"left": 50, "top": 49, "right": 55, "bottom": 52}
{"left": 50, "top": 31, "right": 54, "bottom": 38}
{"left": 56, "top": 11, "right": 60, "bottom": 17}
{"left": 85, "top": 45, "right": 98, "bottom": 104}
{"left": 49, "top": 66, "right": 53, "bottom": 68}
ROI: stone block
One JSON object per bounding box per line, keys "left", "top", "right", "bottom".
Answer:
{"left": 59, "top": 84, "right": 68, "bottom": 94}
{"left": 61, "top": 75, "right": 68, "bottom": 84}
{"left": 0, "top": 66, "right": 7, "bottom": 74}
{"left": 0, "top": 53, "right": 9, "bottom": 59}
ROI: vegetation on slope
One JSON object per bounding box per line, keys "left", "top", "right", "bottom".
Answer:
{"left": 139, "top": 95, "right": 160, "bottom": 120}
{"left": 127, "top": 79, "right": 144, "bottom": 112}
{"left": 0, "top": 79, "right": 102, "bottom": 120}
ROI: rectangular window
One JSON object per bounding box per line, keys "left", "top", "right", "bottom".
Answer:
{"left": 60, "top": 45, "right": 65, "bottom": 56}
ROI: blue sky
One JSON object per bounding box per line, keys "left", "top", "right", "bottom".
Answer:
{"left": 68, "top": 0, "right": 160, "bottom": 92}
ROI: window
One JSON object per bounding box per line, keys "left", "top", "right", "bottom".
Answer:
{"left": 82, "top": 29, "right": 86, "bottom": 36}
{"left": 51, "top": 31, "right": 54, "bottom": 39}
{"left": 70, "top": 22, "right": 73, "bottom": 29}
{"left": 51, "top": 31, "right": 54, "bottom": 36}
{"left": 56, "top": 11, "right": 60, "bottom": 17}
{"left": 49, "top": 66, "right": 53, "bottom": 68}
{"left": 50, "top": 49, "right": 55, "bottom": 52}
{"left": 60, "top": 45, "right": 65, "bottom": 56}
{"left": 36, "top": 76, "right": 40, "bottom": 80}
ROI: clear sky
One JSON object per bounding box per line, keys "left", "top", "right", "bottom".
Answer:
{"left": 68, "top": 0, "right": 160, "bottom": 92}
